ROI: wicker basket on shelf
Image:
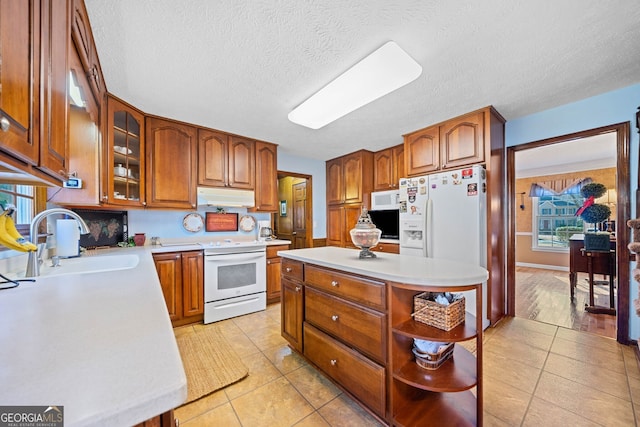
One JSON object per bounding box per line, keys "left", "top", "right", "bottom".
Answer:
{"left": 412, "top": 292, "right": 465, "bottom": 331}
{"left": 412, "top": 342, "right": 455, "bottom": 370}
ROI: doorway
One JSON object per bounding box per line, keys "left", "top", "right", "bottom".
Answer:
{"left": 276, "top": 171, "right": 313, "bottom": 249}
{"left": 506, "top": 123, "right": 631, "bottom": 344}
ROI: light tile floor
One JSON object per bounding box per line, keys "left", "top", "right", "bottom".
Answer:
{"left": 175, "top": 304, "right": 640, "bottom": 426}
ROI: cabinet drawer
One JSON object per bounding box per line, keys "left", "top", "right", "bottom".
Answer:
{"left": 304, "top": 323, "right": 386, "bottom": 418}
{"left": 305, "top": 287, "right": 386, "bottom": 364}
{"left": 370, "top": 242, "right": 400, "bottom": 254}
{"left": 305, "top": 265, "right": 386, "bottom": 310}
{"left": 282, "top": 258, "right": 303, "bottom": 281}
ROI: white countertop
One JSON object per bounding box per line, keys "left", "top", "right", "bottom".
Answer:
{"left": 0, "top": 246, "right": 187, "bottom": 426}
{"left": 278, "top": 247, "right": 488, "bottom": 287}
{"left": 148, "top": 238, "right": 291, "bottom": 253}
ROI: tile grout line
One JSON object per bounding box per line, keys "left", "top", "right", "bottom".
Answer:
{"left": 517, "top": 325, "right": 559, "bottom": 426}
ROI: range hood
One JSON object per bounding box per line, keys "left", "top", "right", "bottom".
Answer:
{"left": 197, "top": 187, "right": 255, "bottom": 208}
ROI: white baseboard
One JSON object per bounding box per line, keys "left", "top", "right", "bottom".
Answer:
{"left": 516, "top": 262, "right": 569, "bottom": 272}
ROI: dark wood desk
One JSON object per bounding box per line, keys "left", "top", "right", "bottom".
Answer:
{"left": 569, "top": 236, "right": 616, "bottom": 315}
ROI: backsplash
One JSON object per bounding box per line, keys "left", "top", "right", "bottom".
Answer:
{"left": 127, "top": 208, "right": 271, "bottom": 242}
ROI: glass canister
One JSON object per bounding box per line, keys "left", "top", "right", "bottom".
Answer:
{"left": 349, "top": 208, "right": 382, "bottom": 258}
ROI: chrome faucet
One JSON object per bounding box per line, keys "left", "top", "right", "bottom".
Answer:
{"left": 25, "top": 208, "right": 90, "bottom": 277}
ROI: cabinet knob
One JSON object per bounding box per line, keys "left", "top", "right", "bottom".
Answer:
{"left": 295, "top": 286, "right": 301, "bottom": 292}
{"left": 285, "top": 267, "right": 292, "bottom": 273}
{"left": 330, "top": 359, "right": 337, "bottom": 366}
{"left": 331, "top": 315, "right": 339, "bottom": 322}
{"left": 0, "top": 116, "right": 10, "bottom": 132}
{"left": 331, "top": 280, "right": 339, "bottom": 287}
{"left": 267, "top": 260, "right": 271, "bottom": 264}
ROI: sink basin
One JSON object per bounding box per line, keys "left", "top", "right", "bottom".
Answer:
{"left": 35, "top": 253, "right": 140, "bottom": 277}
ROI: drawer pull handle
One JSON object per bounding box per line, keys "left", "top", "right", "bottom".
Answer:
{"left": 331, "top": 315, "right": 339, "bottom": 321}
{"left": 330, "top": 359, "right": 337, "bottom": 366}
{"left": 295, "top": 286, "right": 301, "bottom": 292}
{"left": 285, "top": 267, "right": 292, "bottom": 273}
{"left": 0, "top": 116, "right": 9, "bottom": 132}
{"left": 331, "top": 280, "right": 339, "bottom": 287}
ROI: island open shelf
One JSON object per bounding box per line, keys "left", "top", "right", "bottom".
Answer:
{"left": 390, "top": 281, "right": 483, "bottom": 425}
{"left": 392, "top": 385, "right": 478, "bottom": 427}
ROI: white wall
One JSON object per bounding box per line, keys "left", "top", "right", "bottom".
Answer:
{"left": 505, "top": 82, "right": 640, "bottom": 341}
{"left": 277, "top": 151, "right": 327, "bottom": 239}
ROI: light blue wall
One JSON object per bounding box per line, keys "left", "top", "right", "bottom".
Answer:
{"left": 505, "top": 82, "right": 640, "bottom": 340}
{"left": 277, "top": 151, "right": 327, "bottom": 239}
{"left": 127, "top": 208, "right": 271, "bottom": 242}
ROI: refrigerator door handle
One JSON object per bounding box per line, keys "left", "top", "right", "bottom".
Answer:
{"left": 425, "top": 198, "right": 433, "bottom": 258}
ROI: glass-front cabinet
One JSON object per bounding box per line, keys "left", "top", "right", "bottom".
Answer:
{"left": 105, "top": 96, "right": 145, "bottom": 206}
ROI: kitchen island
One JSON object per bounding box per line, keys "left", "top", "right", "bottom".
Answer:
{"left": 0, "top": 247, "right": 187, "bottom": 426}
{"left": 278, "top": 246, "right": 488, "bottom": 426}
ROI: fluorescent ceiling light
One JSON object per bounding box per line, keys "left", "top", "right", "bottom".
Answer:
{"left": 288, "top": 41, "right": 422, "bottom": 129}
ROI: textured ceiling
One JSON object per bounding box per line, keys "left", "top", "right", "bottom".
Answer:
{"left": 84, "top": 0, "right": 640, "bottom": 161}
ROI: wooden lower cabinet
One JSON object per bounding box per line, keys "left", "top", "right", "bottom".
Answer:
{"left": 326, "top": 204, "right": 362, "bottom": 248}
{"left": 153, "top": 250, "right": 204, "bottom": 327}
{"left": 281, "top": 277, "right": 303, "bottom": 353}
{"left": 305, "top": 286, "right": 386, "bottom": 364}
{"left": 304, "top": 323, "right": 386, "bottom": 418}
{"left": 282, "top": 262, "right": 388, "bottom": 422}
{"left": 266, "top": 244, "right": 289, "bottom": 304}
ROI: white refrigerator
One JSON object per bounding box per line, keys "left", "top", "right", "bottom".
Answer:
{"left": 398, "top": 165, "right": 489, "bottom": 328}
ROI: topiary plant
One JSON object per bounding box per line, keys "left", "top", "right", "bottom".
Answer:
{"left": 576, "top": 181, "right": 612, "bottom": 250}
{"left": 577, "top": 182, "right": 611, "bottom": 225}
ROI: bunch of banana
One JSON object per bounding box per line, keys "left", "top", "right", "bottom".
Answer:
{"left": 0, "top": 214, "right": 37, "bottom": 252}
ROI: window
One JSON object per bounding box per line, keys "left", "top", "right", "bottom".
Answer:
{"left": 532, "top": 193, "right": 584, "bottom": 250}
{"left": 0, "top": 184, "right": 36, "bottom": 225}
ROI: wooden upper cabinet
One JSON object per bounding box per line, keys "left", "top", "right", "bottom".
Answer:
{"left": 326, "top": 158, "right": 344, "bottom": 205}
{"left": 327, "top": 150, "right": 373, "bottom": 206}
{"left": 47, "top": 42, "right": 102, "bottom": 206}
{"left": 198, "top": 130, "right": 254, "bottom": 189}
{"left": 343, "top": 152, "right": 366, "bottom": 204}
{"left": 405, "top": 125, "right": 439, "bottom": 176}
{"left": 39, "top": 0, "right": 70, "bottom": 181}
{"left": 146, "top": 117, "right": 197, "bottom": 209}
{"left": 228, "top": 136, "right": 255, "bottom": 189}
{"left": 404, "top": 108, "right": 495, "bottom": 176}
{"left": 71, "top": 0, "right": 105, "bottom": 104}
{"left": 440, "top": 110, "right": 484, "bottom": 169}
{"left": 0, "top": 0, "right": 40, "bottom": 164}
{"left": 252, "top": 141, "right": 278, "bottom": 211}
{"left": 373, "top": 144, "right": 404, "bottom": 190}
{"left": 197, "top": 128, "right": 228, "bottom": 187}
{"left": 106, "top": 96, "right": 145, "bottom": 207}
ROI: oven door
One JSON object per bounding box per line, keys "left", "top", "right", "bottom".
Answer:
{"left": 204, "top": 250, "right": 266, "bottom": 302}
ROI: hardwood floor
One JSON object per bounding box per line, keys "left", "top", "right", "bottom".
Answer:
{"left": 515, "top": 266, "right": 617, "bottom": 339}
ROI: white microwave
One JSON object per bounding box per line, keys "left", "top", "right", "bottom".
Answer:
{"left": 371, "top": 189, "right": 400, "bottom": 210}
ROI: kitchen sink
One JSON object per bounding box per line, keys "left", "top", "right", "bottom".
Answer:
{"left": 36, "top": 253, "right": 140, "bottom": 277}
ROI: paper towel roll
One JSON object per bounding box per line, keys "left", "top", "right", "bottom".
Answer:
{"left": 56, "top": 219, "right": 80, "bottom": 257}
